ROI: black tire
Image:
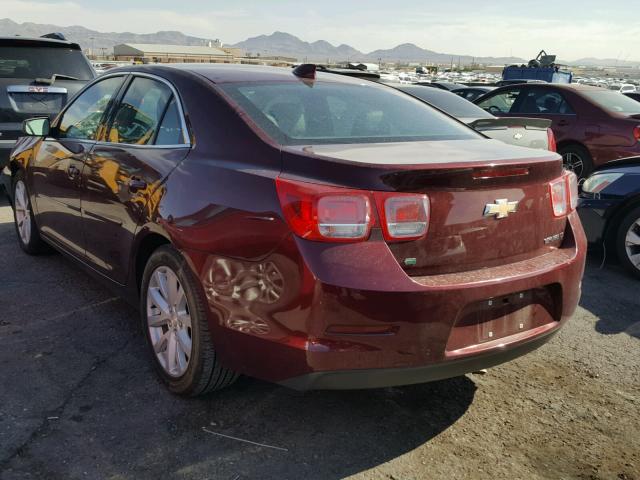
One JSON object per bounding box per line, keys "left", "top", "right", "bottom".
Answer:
{"left": 140, "top": 245, "right": 238, "bottom": 396}
{"left": 12, "top": 171, "right": 50, "bottom": 255}
{"left": 615, "top": 206, "right": 640, "bottom": 280}
{"left": 558, "top": 144, "right": 594, "bottom": 180}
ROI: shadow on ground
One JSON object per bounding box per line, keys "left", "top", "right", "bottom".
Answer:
{"left": 579, "top": 252, "right": 640, "bottom": 339}
{"left": 0, "top": 193, "right": 477, "bottom": 479}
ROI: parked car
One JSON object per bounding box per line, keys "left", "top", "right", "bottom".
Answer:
{"left": 624, "top": 92, "right": 640, "bottom": 103}
{"left": 393, "top": 85, "right": 554, "bottom": 151}
{"left": 578, "top": 157, "right": 640, "bottom": 278}
{"left": 7, "top": 64, "right": 586, "bottom": 396}
{"left": 452, "top": 86, "right": 495, "bottom": 102}
{"left": 0, "top": 34, "right": 95, "bottom": 177}
{"left": 475, "top": 84, "right": 640, "bottom": 179}
{"left": 414, "top": 81, "right": 466, "bottom": 91}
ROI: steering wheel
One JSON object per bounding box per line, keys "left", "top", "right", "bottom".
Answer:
{"left": 487, "top": 106, "right": 502, "bottom": 115}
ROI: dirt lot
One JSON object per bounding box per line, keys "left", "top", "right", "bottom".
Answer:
{"left": 0, "top": 195, "right": 638, "bottom": 480}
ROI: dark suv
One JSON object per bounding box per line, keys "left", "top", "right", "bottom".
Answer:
{"left": 0, "top": 35, "right": 95, "bottom": 174}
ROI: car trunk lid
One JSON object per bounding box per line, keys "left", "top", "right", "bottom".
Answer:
{"left": 281, "top": 139, "right": 567, "bottom": 275}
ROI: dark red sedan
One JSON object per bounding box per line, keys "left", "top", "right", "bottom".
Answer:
{"left": 475, "top": 84, "right": 640, "bottom": 178}
{"left": 6, "top": 64, "right": 586, "bottom": 395}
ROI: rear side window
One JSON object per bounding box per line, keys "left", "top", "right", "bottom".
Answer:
{"left": 219, "top": 81, "right": 479, "bottom": 145}
{"left": 58, "top": 76, "right": 125, "bottom": 140}
{"left": 581, "top": 90, "right": 640, "bottom": 114}
{"left": 108, "top": 77, "right": 174, "bottom": 145}
{"left": 0, "top": 46, "right": 94, "bottom": 80}
{"left": 155, "top": 98, "right": 185, "bottom": 145}
{"left": 513, "top": 89, "right": 574, "bottom": 115}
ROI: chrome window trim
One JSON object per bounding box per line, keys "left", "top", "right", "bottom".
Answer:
{"left": 106, "top": 71, "right": 191, "bottom": 148}
{"left": 54, "top": 71, "right": 192, "bottom": 148}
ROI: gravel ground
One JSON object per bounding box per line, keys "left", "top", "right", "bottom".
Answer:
{"left": 0, "top": 195, "right": 638, "bottom": 480}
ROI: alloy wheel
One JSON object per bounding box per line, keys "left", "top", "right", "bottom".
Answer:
{"left": 625, "top": 218, "right": 640, "bottom": 271}
{"left": 14, "top": 180, "right": 32, "bottom": 245}
{"left": 146, "top": 266, "right": 193, "bottom": 377}
{"left": 562, "top": 152, "right": 584, "bottom": 178}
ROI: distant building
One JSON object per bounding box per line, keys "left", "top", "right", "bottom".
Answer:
{"left": 113, "top": 43, "right": 234, "bottom": 63}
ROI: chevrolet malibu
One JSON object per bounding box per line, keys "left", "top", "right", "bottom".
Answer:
{"left": 6, "top": 64, "right": 586, "bottom": 396}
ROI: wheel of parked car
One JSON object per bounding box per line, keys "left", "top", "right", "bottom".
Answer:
{"left": 616, "top": 206, "right": 640, "bottom": 279}
{"left": 141, "top": 245, "right": 238, "bottom": 395}
{"left": 558, "top": 144, "right": 593, "bottom": 179}
{"left": 12, "top": 172, "right": 49, "bottom": 255}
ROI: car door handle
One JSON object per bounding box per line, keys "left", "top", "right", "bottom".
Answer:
{"left": 557, "top": 120, "right": 570, "bottom": 126}
{"left": 128, "top": 178, "right": 148, "bottom": 193}
{"left": 68, "top": 164, "right": 81, "bottom": 179}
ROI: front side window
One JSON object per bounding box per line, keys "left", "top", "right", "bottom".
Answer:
{"left": 108, "top": 77, "right": 174, "bottom": 145}
{"left": 514, "top": 89, "right": 575, "bottom": 115}
{"left": 219, "top": 81, "right": 479, "bottom": 146}
{"left": 476, "top": 89, "right": 522, "bottom": 114}
{"left": 58, "top": 76, "right": 125, "bottom": 140}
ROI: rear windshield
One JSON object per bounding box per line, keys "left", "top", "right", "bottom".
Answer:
{"left": 0, "top": 46, "right": 94, "bottom": 80}
{"left": 581, "top": 90, "right": 640, "bottom": 115}
{"left": 397, "top": 86, "right": 493, "bottom": 119}
{"left": 219, "top": 80, "right": 479, "bottom": 145}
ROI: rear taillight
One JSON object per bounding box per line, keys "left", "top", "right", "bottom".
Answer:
{"left": 547, "top": 128, "right": 557, "bottom": 152}
{"left": 549, "top": 171, "right": 578, "bottom": 217}
{"left": 276, "top": 178, "right": 372, "bottom": 242}
{"left": 375, "top": 193, "right": 430, "bottom": 241}
{"left": 276, "top": 178, "right": 430, "bottom": 243}
{"left": 633, "top": 126, "right": 640, "bottom": 142}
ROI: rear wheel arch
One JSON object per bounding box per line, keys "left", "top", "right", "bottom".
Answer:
{"left": 134, "top": 231, "right": 171, "bottom": 292}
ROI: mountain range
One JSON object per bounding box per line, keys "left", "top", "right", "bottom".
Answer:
{"left": 2, "top": 18, "right": 638, "bottom": 67}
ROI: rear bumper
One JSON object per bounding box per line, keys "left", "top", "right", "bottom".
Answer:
{"left": 187, "top": 211, "right": 586, "bottom": 390}
{"left": 280, "top": 327, "right": 558, "bottom": 390}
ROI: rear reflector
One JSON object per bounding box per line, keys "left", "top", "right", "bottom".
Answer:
{"left": 377, "top": 193, "right": 430, "bottom": 240}
{"left": 567, "top": 171, "right": 578, "bottom": 210}
{"left": 547, "top": 128, "right": 557, "bottom": 152}
{"left": 633, "top": 126, "right": 640, "bottom": 142}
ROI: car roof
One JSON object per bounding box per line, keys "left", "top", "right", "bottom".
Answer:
{"left": 110, "top": 63, "right": 379, "bottom": 86}
{"left": 0, "top": 36, "right": 81, "bottom": 49}
{"left": 494, "top": 82, "right": 602, "bottom": 92}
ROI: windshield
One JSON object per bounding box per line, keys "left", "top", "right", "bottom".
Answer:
{"left": 581, "top": 90, "right": 640, "bottom": 115}
{"left": 219, "top": 80, "right": 479, "bottom": 146}
{"left": 397, "top": 86, "right": 493, "bottom": 119}
{"left": 0, "top": 46, "right": 94, "bottom": 80}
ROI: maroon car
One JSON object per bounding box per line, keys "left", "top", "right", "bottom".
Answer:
{"left": 475, "top": 84, "right": 640, "bottom": 178}
{"left": 6, "top": 64, "right": 586, "bottom": 395}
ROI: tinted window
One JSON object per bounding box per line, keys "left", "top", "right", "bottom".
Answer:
{"left": 398, "top": 86, "right": 492, "bottom": 119}
{"left": 476, "top": 89, "right": 522, "bottom": 114}
{"left": 108, "top": 77, "right": 173, "bottom": 145}
{"left": 0, "top": 46, "right": 94, "bottom": 80}
{"left": 58, "top": 76, "right": 125, "bottom": 140}
{"left": 219, "top": 81, "right": 479, "bottom": 145}
{"left": 155, "top": 98, "right": 186, "bottom": 145}
{"left": 514, "top": 89, "right": 574, "bottom": 115}
{"left": 581, "top": 90, "right": 640, "bottom": 114}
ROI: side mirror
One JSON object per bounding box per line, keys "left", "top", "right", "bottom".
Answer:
{"left": 22, "top": 117, "right": 50, "bottom": 137}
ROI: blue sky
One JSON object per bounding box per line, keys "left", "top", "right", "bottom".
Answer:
{"left": 4, "top": 0, "right": 639, "bottom": 60}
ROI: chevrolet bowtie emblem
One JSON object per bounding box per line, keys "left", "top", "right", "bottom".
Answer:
{"left": 484, "top": 199, "right": 519, "bottom": 219}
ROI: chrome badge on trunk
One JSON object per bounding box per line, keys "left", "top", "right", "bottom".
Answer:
{"left": 484, "top": 199, "right": 519, "bottom": 219}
